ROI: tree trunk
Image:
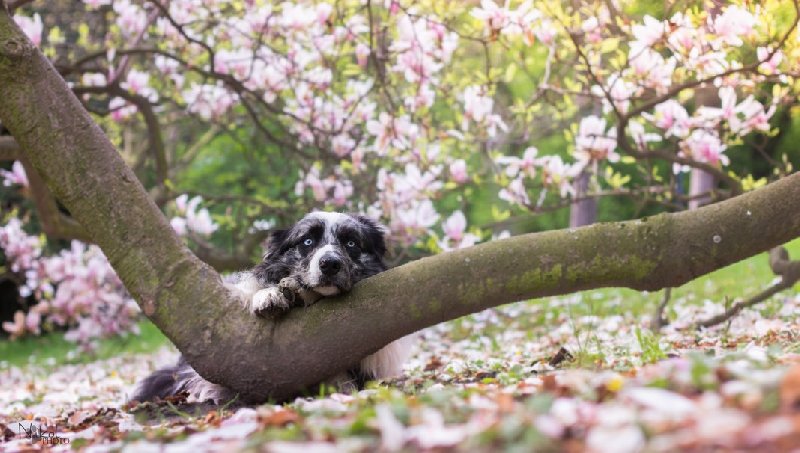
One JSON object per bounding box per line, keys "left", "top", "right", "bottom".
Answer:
{"left": 689, "top": 169, "right": 716, "bottom": 209}
{"left": 688, "top": 85, "right": 721, "bottom": 210}
{"left": 2, "top": 7, "right": 800, "bottom": 403}
{"left": 570, "top": 170, "right": 597, "bottom": 227}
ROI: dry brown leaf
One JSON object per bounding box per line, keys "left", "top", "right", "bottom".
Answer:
{"left": 258, "top": 409, "right": 300, "bottom": 427}
{"left": 779, "top": 364, "right": 800, "bottom": 411}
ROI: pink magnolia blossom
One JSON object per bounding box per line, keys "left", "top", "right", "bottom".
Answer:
{"left": 534, "top": 20, "right": 557, "bottom": 45}
{"left": 183, "top": 83, "right": 236, "bottom": 120}
{"left": 405, "top": 84, "right": 435, "bottom": 112}
{"left": 113, "top": 0, "right": 148, "bottom": 37}
{"left": 581, "top": 17, "right": 602, "bottom": 43}
{"left": 575, "top": 116, "right": 619, "bottom": 163}
{"left": 25, "top": 310, "right": 41, "bottom": 335}
{"left": 439, "top": 210, "right": 480, "bottom": 251}
{"left": 443, "top": 210, "right": 467, "bottom": 241}
{"left": 697, "top": 86, "right": 737, "bottom": 126}
{"left": 390, "top": 164, "right": 444, "bottom": 203}
{"left": 332, "top": 181, "right": 353, "bottom": 207}
{"left": 666, "top": 13, "right": 699, "bottom": 54}
{"left": 630, "top": 15, "right": 665, "bottom": 50}
{"left": 463, "top": 86, "right": 494, "bottom": 123}
{"left": 733, "top": 96, "right": 775, "bottom": 134}
{"left": 366, "top": 113, "right": 419, "bottom": 153}
{"left": 538, "top": 155, "right": 579, "bottom": 198}
{"left": 710, "top": 6, "right": 756, "bottom": 48}
{"left": 757, "top": 47, "right": 783, "bottom": 75}
{"left": 499, "top": 177, "right": 530, "bottom": 206}
{"left": 697, "top": 87, "right": 774, "bottom": 135}
{"left": 277, "top": 3, "right": 308, "bottom": 30}
{"left": 449, "top": 159, "right": 468, "bottom": 184}
{"left": 109, "top": 97, "right": 137, "bottom": 122}
{"left": 121, "top": 69, "right": 158, "bottom": 102}
{"left": 686, "top": 48, "right": 728, "bottom": 77}
{"left": 626, "top": 121, "right": 662, "bottom": 149}
{"left": 356, "top": 43, "right": 371, "bottom": 67}
{"left": 628, "top": 48, "right": 675, "bottom": 93}
{"left": 316, "top": 3, "right": 333, "bottom": 24}
{"left": 0, "top": 218, "right": 42, "bottom": 273}
{"left": 300, "top": 167, "right": 330, "bottom": 201}
{"left": 13, "top": 13, "right": 43, "bottom": 47}
{"left": 1, "top": 219, "right": 138, "bottom": 349}
{"left": 171, "top": 195, "right": 219, "bottom": 236}
{"left": 391, "top": 14, "right": 457, "bottom": 84}
{"left": 681, "top": 129, "right": 728, "bottom": 167}
{"left": 471, "top": 0, "right": 511, "bottom": 33}
{"left": 462, "top": 86, "right": 507, "bottom": 137}
{"left": 1, "top": 161, "right": 29, "bottom": 188}
{"left": 331, "top": 134, "right": 355, "bottom": 157}
{"left": 496, "top": 147, "right": 539, "bottom": 179}
{"left": 592, "top": 74, "right": 635, "bottom": 114}
{"left": 170, "top": 217, "right": 188, "bottom": 236}
{"left": 186, "top": 199, "right": 218, "bottom": 236}
{"left": 394, "top": 199, "right": 440, "bottom": 235}
{"left": 643, "top": 100, "right": 691, "bottom": 138}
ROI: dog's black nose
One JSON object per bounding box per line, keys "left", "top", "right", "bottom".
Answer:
{"left": 319, "top": 255, "right": 342, "bottom": 276}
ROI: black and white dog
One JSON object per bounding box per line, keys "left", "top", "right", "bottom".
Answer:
{"left": 133, "top": 212, "right": 414, "bottom": 404}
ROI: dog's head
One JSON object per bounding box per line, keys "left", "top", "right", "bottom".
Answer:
{"left": 257, "top": 212, "right": 388, "bottom": 296}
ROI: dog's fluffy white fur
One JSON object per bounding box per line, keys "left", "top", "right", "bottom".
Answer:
{"left": 133, "top": 212, "right": 415, "bottom": 404}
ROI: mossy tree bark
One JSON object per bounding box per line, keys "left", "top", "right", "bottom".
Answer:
{"left": 2, "top": 6, "right": 800, "bottom": 402}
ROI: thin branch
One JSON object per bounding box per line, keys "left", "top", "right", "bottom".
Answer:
{"left": 190, "top": 229, "right": 270, "bottom": 272}
{"left": 17, "top": 156, "right": 92, "bottom": 242}
{"left": 0, "top": 135, "right": 18, "bottom": 160}
{"left": 651, "top": 287, "right": 672, "bottom": 331}
{"left": 694, "top": 247, "right": 800, "bottom": 328}
{"left": 7, "top": 0, "right": 33, "bottom": 14}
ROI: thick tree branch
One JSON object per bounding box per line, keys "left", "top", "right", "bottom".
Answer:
{"left": 2, "top": 7, "right": 800, "bottom": 404}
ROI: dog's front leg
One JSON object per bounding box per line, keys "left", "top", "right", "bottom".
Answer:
{"left": 278, "top": 277, "right": 322, "bottom": 307}
{"left": 249, "top": 286, "right": 293, "bottom": 317}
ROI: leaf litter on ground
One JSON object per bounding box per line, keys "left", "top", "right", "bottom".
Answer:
{"left": 1, "top": 289, "right": 800, "bottom": 452}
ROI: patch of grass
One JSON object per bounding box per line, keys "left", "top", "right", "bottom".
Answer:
{"left": 635, "top": 327, "right": 667, "bottom": 364}
{"left": 0, "top": 319, "right": 170, "bottom": 369}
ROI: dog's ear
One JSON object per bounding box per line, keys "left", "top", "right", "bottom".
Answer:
{"left": 264, "top": 228, "right": 289, "bottom": 259}
{"left": 354, "top": 215, "right": 388, "bottom": 256}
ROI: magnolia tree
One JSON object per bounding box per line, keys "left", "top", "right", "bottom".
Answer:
{"left": 1, "top": 0, "right": 799, "bottom": 350}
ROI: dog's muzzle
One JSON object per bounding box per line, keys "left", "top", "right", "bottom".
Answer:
{"left": 319, "top": 254, "right": 342, "bottom": 276}
{"left": 308, "top": 249, "right": 351, "bottom": 295}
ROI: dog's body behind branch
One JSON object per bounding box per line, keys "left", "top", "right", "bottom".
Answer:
{"left": 133, "top": 212, "right": 415, "bottom": 404}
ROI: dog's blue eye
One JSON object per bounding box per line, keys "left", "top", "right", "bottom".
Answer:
{"left": 303, "top": 238, "right": 314, "bottom": 246}
{"left": 346, "top": 240, "right": 356, "bottom": 248}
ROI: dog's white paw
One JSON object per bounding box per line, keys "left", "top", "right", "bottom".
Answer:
{"left": 250, "top": 286, "right": 292, "bottom": 317}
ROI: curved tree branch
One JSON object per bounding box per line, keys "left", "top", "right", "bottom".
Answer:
{"left": 2, "top": 7, "right": 800, "bottom": 403}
